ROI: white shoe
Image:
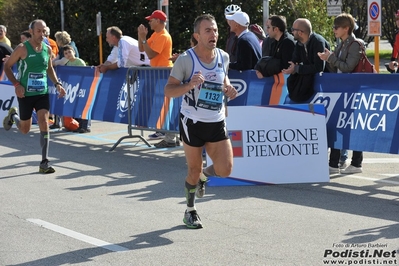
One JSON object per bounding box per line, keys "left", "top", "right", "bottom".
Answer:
{"left": 329, "top": 166, "right": 340, "bottom": 175}
{"left": 341, "top": 165, "right": 362, "bottom": 174}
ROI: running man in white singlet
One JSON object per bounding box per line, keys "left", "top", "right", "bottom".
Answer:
{"left": 164, "top": 14, "right": 238, "bottom": 229}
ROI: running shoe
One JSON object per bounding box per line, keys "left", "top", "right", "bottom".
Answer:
{"left": 183, "top": 210, "right": 203, "bottom": 229}
{"left": 39, "top": 159, "right": 55, "bottom": 174}
{"left": 148, "top": 132, "right": 165, "bottom": 140}
{"left": 196, "top": 173, "right": 208, "bottom": 198}
{"left": 3, "top": 107, "right": 18, "bottom": 131}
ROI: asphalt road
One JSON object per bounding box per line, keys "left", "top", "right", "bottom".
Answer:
{"left": 1, "top": 121, "right": 399, "bottom": 266}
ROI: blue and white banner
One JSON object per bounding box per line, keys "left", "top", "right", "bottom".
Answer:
{"left": 2, "top": 66, "right": 399, "bottom": 155}
{"left": 310, "top": 73, "right": 399, "bottom": 154}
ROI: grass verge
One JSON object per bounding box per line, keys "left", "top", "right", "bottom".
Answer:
{"left": 366, "top": 49, "right": 392, "bottom": 60}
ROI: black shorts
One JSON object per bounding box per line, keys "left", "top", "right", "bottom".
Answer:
{"left": 17, "top": 94, "right": 50, "bottom": 120}
{"left": 179, "top": 113, "right": 228, "bottom": 147}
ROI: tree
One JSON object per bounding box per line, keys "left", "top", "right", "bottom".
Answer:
{"left": 1, "top": 0, "right": 397, "bottom": 65}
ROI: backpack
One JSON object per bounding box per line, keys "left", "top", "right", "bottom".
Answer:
{"left": 287, "top": 73, "right": 315, "bottom": 103}
{"left": 347, "top": 40, "right": 377, "bottom": 73}
{"left": 63, "top": 116, "right": 79, "bottom": 131}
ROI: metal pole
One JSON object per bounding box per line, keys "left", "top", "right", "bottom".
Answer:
{"left": 96, "top": 12, "right": 103, "bottom": 64}
{"left": 165, "top": 5, "right": 169, "bottom": 32}
{"left": 60, "top": 0, "right": 65, "bottom": 31}
{"left": 263, "top": 0, "right": 269, "bottom": 33}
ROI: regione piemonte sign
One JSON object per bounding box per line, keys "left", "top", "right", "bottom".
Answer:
{"left": 207, "top": 105, "right": 329, "bottom": 185}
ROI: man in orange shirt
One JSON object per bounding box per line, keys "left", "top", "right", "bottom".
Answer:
{"left": 45, "top": 26, "right": 59, "bottom": 59}
{"left": 138, "top": 10, "right": 178, "bottom": 148}
{"left": 138, "top": 10, "right": 173, "bottom": 68}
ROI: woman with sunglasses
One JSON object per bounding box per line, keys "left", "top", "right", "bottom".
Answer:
{"left": 318, "top": 13, "right": 364, "bottom": 175}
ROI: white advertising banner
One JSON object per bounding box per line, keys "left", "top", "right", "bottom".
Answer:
{"left": 0, "top": 83, "right": 16, "bottom": 128}
{"left": 207, "top": 105, "right": 329, "bottom": 185}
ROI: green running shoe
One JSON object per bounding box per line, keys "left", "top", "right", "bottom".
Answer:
{"left": 39, "top": 159, "right": 55, "bottom": 174}
{"left": 3, "top": 107, "right": 18, "bottom": 131}
{"left": 183, "top": 210, "right": 203, "bottom": 229}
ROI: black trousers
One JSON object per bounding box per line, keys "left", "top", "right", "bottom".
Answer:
{"left": 329, "top": 148, "right": 363, "bottom": 168}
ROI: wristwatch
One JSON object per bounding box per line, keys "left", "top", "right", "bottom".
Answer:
{"left": 142, "top": 40, "right": 147, "bottom": 44}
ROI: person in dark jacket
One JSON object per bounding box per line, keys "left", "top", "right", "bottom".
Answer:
{"left": 226, "top": 11, "right": 261, "bottom": 71}
{"left": 255, "top": 15, "right": 296, "bottom": 78}
{"left": 283, "top": 18, "right": 330, "bottom": 75}
{"left": 282, "top": 18, "right": 330, "bottom": 102}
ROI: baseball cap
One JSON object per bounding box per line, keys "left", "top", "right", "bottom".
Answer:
{"left": 145, "top": 10, "right": 167, "bottom": 21}
{"left": 225, "top": 11, "right": 250, "bottom": 27}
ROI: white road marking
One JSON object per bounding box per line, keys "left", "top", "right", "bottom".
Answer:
{"left": 349, "top": 176, "right": 399, "bottom": 185}
{"left": 27, "top": 218, "right": 129, "bottom": 252}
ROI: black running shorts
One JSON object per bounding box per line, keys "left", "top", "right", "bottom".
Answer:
{"left": 17, "top": 94, "right": 50, "bottom": 120}
{"left": 179, "top": 113, "right": 229, "bottom": 147}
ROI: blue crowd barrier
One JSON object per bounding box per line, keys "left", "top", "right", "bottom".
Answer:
{"left": 2, "top": 65, "right": 399, "bottom": 154}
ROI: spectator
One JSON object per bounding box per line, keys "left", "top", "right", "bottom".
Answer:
{"left": 0, "top": 25, "right": 11, "bottom": 47}
{"left": 318, "top": 13, "right": 363, "bottom": 175}
{"left": 138, "top": 10, "right": 178, "bottom": 148}
{"left": 388, "top": 10, "right": 399, "bottom": 73}
{"left": 282, "top": 18, "right": 330, "bottom": 103}
{"left": 249, "top": 24, "right": 266, "bottom": 47}
{"left": 226, "top": 11, "right": 261, "bottom": 70}
{"left": 0, "top": 42, "right": 13, "bottom": 75}
{"left": 20, "top": 31, "right": 31, "bottom": 43}
{"left": 45, "top": 26, "right": 59, "bottom": 59}
{"left": 262, "top": 35, "right": 274, "bottom": 57}
{"left": 62, "top": 44, "right": 91, "bottom": 133}
{"left": 97, "top": 26, "right": 149, "bottom": 73}
{"left": 53, "top": 31, "right": 79, "bottom": 66}
{"left": 64, "top": 44, "right": 85, "bottom": 66}
{"left": 164, "top": 14, "right": 237, "bottom": 229}
{"left": 3, "top": 19, "right": 66, "bottom": 174}
{"left": 50, "top": 30, "right": 80, "bottom": 128}
{"left": 224, "top": 4, "right": 242, "bottom": 63}
{"left": 255, "top": 15, "right": 296, "bottom": 78}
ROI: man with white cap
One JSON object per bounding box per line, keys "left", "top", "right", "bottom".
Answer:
{"left": 224, "top": 4, "right": 241, "bottom": 63}
{"left": 225, "top": 11, "right": 261, "bottom": 70}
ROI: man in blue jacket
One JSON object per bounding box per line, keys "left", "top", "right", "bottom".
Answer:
{"left": 226, "top": 11, "right": 261, "bottom": 70}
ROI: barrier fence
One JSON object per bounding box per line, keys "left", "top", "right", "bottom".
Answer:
{"left": 1, "top": 66, "right": 399, "bottom": 154}
{"left": 110, "top": 66, "right": 180, "bottom": 151}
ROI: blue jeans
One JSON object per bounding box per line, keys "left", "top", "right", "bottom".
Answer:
{"left": 340, "top": 149, "right": 348, "bottom": 162}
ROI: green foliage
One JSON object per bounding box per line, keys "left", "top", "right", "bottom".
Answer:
{"left": 0, "top": 0, "right": 396, "bottom": 65}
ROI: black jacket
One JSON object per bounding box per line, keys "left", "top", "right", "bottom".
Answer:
{"left": 292, "top": 32, "right": 330, "bottom": 74}
{"left": 267, "top": 31, "right": 296, "bottom": 70}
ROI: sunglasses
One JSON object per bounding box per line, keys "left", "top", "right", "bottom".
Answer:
{"left": 332, "top": 25, "right": 340, "bottom": 30}
{"left": 291, "top": 28, "right": 303, "bottom": 32}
